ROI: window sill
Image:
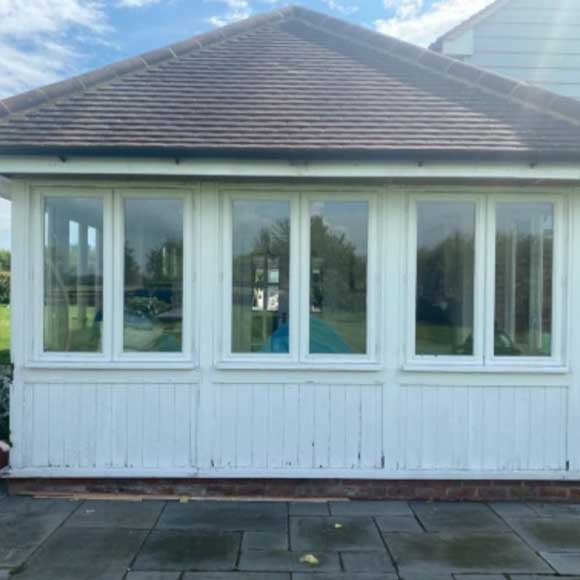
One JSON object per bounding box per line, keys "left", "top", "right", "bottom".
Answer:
{"left": 26, "top": 360, "right": 198, "bottom": 371}
{"left": 215, "top": 360, "right": 383, "bottom": 372}
{"left": 402, "top": 363, "right": 570, "bottom": 375}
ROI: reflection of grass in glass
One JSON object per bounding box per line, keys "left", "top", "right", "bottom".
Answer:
{"left": 0, "top": 305, "right": 9, "bottom": 363}
{"left": 44, "top": 305, "right": 101, "bottom": 352}
{"left": 415, "top": 323, "right": 472, "bottom": 356}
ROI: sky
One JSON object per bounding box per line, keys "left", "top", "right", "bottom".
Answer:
{"left": 0, "top": 0, "right": 497, "bottom": 251}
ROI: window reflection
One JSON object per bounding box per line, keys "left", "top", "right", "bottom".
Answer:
{"left": 309, "top": 201, "right": 368, "bottom": 355}
{"left": 44, "top": 197, "right": 103, "bottom": 352}
{"left": 123, "top": 198, "right": 183, "bottom": 353}
{"left": 494, "top": 203, "right": 553, "bottom": 357}
{"left": 232, "top": 200, "right": 290, "bottom": 353}
{"left": 416, "top": 201, "right": 475, "bottom": 356}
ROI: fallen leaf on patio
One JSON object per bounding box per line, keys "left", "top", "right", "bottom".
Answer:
{"left": 179, "top": 496, "right": 189, "bottom": 504}
{"left": 300, "top": 554, "right": 320, "bottom": 566}
{"left": 334, "top": 523, "right": 343, "bottom": 529}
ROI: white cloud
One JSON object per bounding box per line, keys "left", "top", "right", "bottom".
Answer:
{"left": 321, "top": 0, "right": 360, "bottom": 16}
{"left": 376, "top": 0, "right": 496, "bottom": 47}
{"left": 117, "top": 0, "right": 162, "bottom": 6}
{"left": 0, "top": 0, "right": 110, "bottom": 98}
{"left": 206, "top": 0, "right": 251, "bottom": 27}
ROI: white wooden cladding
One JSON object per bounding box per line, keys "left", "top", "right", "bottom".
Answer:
{"left": 10, "top": 381, "right": 568, "bottom": 475}
{"left": 210, "top": 383, "right": 383, "bottom": 471}
{"left": 10, "top": 383, "right": 199, "bottom": 470}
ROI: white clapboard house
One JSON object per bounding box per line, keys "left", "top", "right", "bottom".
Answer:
{"left": 432, "top": 0, "right": 580, "bottom": 99}
{"left": 2, "top": 6, "right": 580, "bottom": 485}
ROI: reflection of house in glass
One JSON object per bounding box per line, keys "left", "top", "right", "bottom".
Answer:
{"left": 252, "top": 256, "right": 280, "bottom": 313}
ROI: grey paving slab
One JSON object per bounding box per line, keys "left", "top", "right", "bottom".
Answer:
{"left": 0, "top": 497, "right": 79, "bottom": 568}
{"left": 329, "top": 501, "right": 412, "bottom": 517}
{"left": 239, "top": 550, "right": 341, "bottom": 572}
{"left": 385, "top": 532, "right": 552, "bottom": 575}
{"left": 508, "top": 577, "right": 580, "bottom": 580}
{"left": 293, "top": 575, "right": 397, "bottom": 580}
{"left": 399, "top": 575, "right": 452, "bottom": 580}
{"left": 0, "top": 571, "right": 10, "bottom": 580}
{"left": 66, "top": 500, "right": 165, "bottom": 529}
{"left": 509, "top": 517, "right": 580, "bottom": 551}
{"left": 412, "top": 502, "right": 509, "bottom": 533}
{"left": 133, "top": 530, "right": 240, "bottom": 572}
{"left": 454, "top": 576, "right": 505, "bottom": 580}
{"left": 527, "top": 502, "right": 580, "bottom": 517}
{"left": 12, "top": 527, "right": 146, "bottom": 580}
{"left": 243, "top": 530, "right": 288, "bottom": 550}
{"left": 289, "top": 501, "right": 331, "bottom": 516}
{"left": 341, "top": 551, "right": 396, "bottom": 573}
{"left": 375, "top": 515, "right": 423, "bottom": 533}
{"left": 157, "top": 501, "right": 287, "bottom": 532}
{"left": 125, "top": 574, "right": 181, "bottom": 580}
{"left": 490, "top": 502, "right": 538, "bottom": 519}
{"left": 290, "top": 516, "right": 385, "bottom": 552}
{"left": 184, "top": 575, "right": 290, "bottom": 580}
{"left": 539, "top": 551, "right": 580, "bottom": 574}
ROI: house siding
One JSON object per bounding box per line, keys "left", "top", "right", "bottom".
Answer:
{"left": 438, "top": 0, "right": 580, "bottom": 99}
{"left": 7, "top": 177, "right": 580, "bottom": 480}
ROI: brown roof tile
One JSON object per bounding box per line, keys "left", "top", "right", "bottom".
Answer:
{"left": 1, "top": 5, "right": 580, "bottom": 161}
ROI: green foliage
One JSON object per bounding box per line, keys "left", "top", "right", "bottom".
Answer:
{"left": 0, "top": 249, "right": 10, "bottom": 272}
{"left": 0, "top": 271, "right": 9, "bottom": 305}
{"left": 0, "top": 369, "right": 9, "bottom": 442}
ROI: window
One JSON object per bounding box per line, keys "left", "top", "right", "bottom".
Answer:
{"left": 410, "top": 195, "right": 564, "bottom": 368}
{"left": 231, "top": 200, "right": 290, "bottom": 354}
{"left": 309, "top": 201, "right": 368, "bottom": 355}
{"left": 44, "top": 197, "right": 104, "bottom": 353}
{"left": 494, "top": 203, "right": 554, "bottom": 358}
{"left": 223, "top": 192, "right": 375, "bottom": 365}
{"left": 123, "top": 198, "right": 184, "bottom": 353}
{"left": 36, "top": 189, "right": 193, "bottom": 364}
{"left": 415, "top": 201, "right": 475, "bottom": 357}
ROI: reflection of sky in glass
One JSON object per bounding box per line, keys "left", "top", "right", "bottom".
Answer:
{"left": 311, "top": 201, "right": 368, "bottom": 256}
{"left": 418, "top": 202, "right": 474, "bottom": 248}
{"left": 233, "top": 200, "right": 289, "bottom": 256}
{"left": 125, "top": 199, "right": 182, "bottom": 270}
{"left": 496, "top": 203, "right": 553, "bottom": 233}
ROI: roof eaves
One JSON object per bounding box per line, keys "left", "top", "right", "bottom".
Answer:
{"left": 429, "top": 0, "right": 510, "bottom": 51}
{"left": 0, "top": 5, "right": 299, "bottom": 121}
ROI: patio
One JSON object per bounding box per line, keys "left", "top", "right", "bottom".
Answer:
{"left": 1, "top": 490, "right": 580, "bottom": 579}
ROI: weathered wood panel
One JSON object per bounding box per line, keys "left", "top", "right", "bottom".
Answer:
{"left": 10, "top": 382, "right": 199, "bottom": 470}
{"left": 385, "top": 385, "right": 568, "bottom": 473}
{"left": 210, "top": 383, "right": 383, "bottom": 471}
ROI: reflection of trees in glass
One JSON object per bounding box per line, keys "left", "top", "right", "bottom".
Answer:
{"left": 416, "top": 230, "right": 474, "bottom": 355}
{"left": 495, "top": 231, "right": 553, "bottom": 355}
{"left": 232, "top": 217, "right": 290, "bottom": 353}
{"left": 310, "top": 215, "right": 366, "bottom": 314}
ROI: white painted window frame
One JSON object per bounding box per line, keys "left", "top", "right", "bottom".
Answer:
{"left": 218, "top": 186, "right": 381, "bottom": 369}
{"left": 484, "top": 193, "right": 567, "bottom": 370}
{"left": 29, "top": 185, "right": 198, "bottom": 368}
{"left": 405, "top": 193, "right": 486, "bottom": 369}
{"left": 405, "top": 192, "right": 568, "bottom": 372}
{"left": 113, "top": 189, "right": 195, "bottom": 365}
{"left": 32, "top": 187, "right": 115, "bottom": 364}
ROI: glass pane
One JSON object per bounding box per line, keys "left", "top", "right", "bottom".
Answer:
{"left": 232, "top": 200, "right": 290, "bottom": 353}
{"left": 309, "top": 201, "right": 368, "bottom": 355}
{"left": 494, "top": 202, "right": 553, "bottom": 357}
{"left": 44, "top": 197, "right": 103, "bottom": 352}
{"left": 123, "top": 198, "right": 183, "bottom": 353}
{"left": 416, "top": 201, "right": 475, "bottom": 356}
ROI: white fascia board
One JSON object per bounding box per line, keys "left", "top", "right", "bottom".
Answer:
{"left": 1, "top": 156, "right": 580, "bottom": 182}
{"left": 0, "top": 176, "right": 11, "bottom": 199}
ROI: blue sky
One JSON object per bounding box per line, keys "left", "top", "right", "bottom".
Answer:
{"left": 0, "top": 0, "right": 495, "bottom": 250}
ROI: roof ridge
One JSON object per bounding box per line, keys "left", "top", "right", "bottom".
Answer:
{"left": 0, "top": 5, "right": 301, "bottom": 121}
{"left": 288, "top": 4, "right": 580, "bottom": 128}
{"left": 429, "top": 0, "right": 509, "bottom": 51}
